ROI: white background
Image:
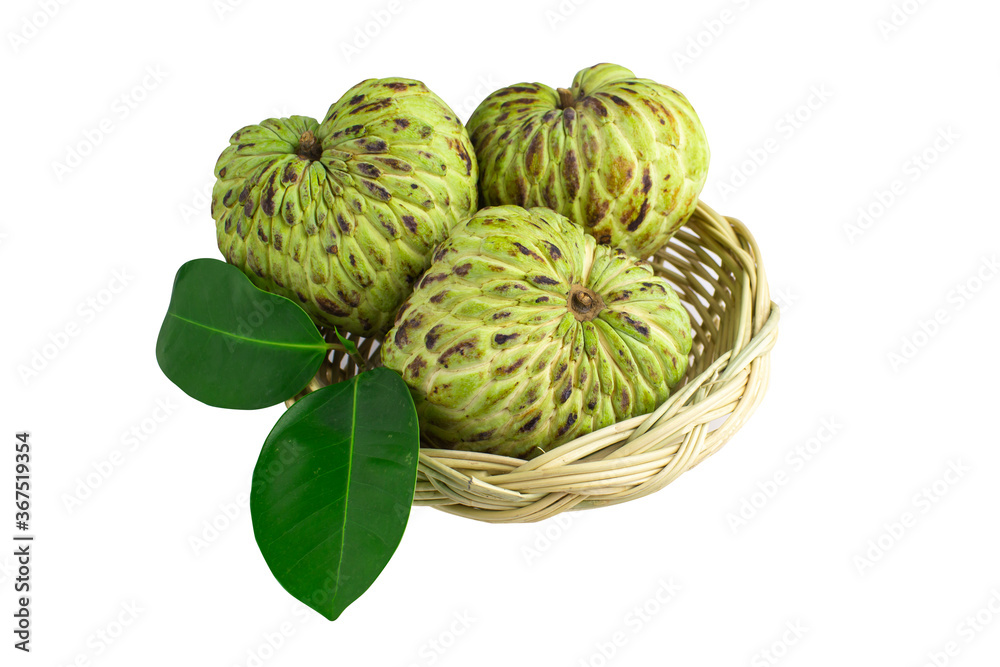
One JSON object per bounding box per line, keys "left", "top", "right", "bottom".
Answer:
{"left": 3, "top": 0, "right": 999, "bottom": 665}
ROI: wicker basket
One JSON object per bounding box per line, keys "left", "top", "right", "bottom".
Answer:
{"left": 289, "top": 200, "right": 779, "bottom": 523}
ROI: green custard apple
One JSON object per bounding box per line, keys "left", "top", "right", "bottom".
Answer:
{"left": 381, "top": 205, "right": 693, "bottom": 459}
{"left": 467, "top": 63, "right": 709, "bottom": 259}
{"left": 212, "top": 78, "right": 478, "bottom": 337}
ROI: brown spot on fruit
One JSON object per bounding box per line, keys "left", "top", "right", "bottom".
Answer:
{"left": 513, "top": 242, "right": 543, "bottom": 261}
{"left": 456, "top": 142, "right": 472, "bottom": 175}
{"left": 316, "top": 296, "right": 349, "bottom": 317}
{"left": 419, "top": 272, "right": 448, "bottom": 288}
{"left": 559, "top": 383, "right": 571, "bottom": 403}
{"left": 401, "top": 215, "right": 418, "bottom": 233}
{"left": 383, "top": 82, "right": 408, "bottom": 90}
{"left": 356, "top": 163, "right": 380, "bottom": 178}
{"left": 561, "top": 151, "right": 580, "bottom": 199}
{"left": 532, "top": 275, "right": 559, "bottom": 286}
{"left": 582, "top": 97, "right": 608, "bottom": 118}
{"left": 626, "top": 200, "right": 649, "bottom": 232}
{"left": 454, "top": 263, "right": 472, "bottom": 277}
{"left": 337, "top": 214, "right": 350, "bottom": 233}
{"left": 361, "top": 180, "right": 392, "bottom": 201}
{"left": 494, "top": 333, "right": 519, "bottom": 345}
{"left": 429, "top": 291, "right": 447, "bottom": 304}
{"left": 393, "top": 313, "right": 423, "bottom": 348}
{"left": 362, "top": 138, "right": 388, "bottom": 152}
{"left": 622, "top": 313, "right": 650, "bottom": 337}
{"left": 424, "top": 324, "right": 443, "bottom": 350}
{"left": 556, "top": 413, "right": 577, "bottom": 437}
{"left": 404, "top": 357, "right": 427, "bottom": 380}
{"left": 439, "top": 339, "right": 476, "bottom": 367}
{"left": 497, "top": 357, "right": 526, "bottom": 376}
{"left": 519, "top": 415, "right": 540, "bottom": 433}
{"left": 585, "top": 199, "right": 610, "bottom": 228}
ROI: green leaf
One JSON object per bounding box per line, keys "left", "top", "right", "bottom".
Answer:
{"left": 333, "top": 328, "right": 361, "bottom": 359}
{"left": 250, "top": 367, "right": 419, "bottom": 620}
{"left": 156, "top": 258, "right": 329, "bottom": 410}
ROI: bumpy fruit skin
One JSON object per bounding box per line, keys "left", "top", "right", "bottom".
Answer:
{"left": 381, "top": 205, "right": 693, "bottom": 459}
{"left": 467, "top": 64, "right": 709, "bottom": 259}
{"left": 213, "top": 78, "right": 478, "bottom": 337}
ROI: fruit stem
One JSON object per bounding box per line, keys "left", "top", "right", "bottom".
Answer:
{"left": 557, "top": 87, "right": 575, "bottom": 109}
{"left": 298, "top": 130, "right": 322, "bottom": 161}
{"left": 568, "top": 285, "right": 605, "bottom": 322}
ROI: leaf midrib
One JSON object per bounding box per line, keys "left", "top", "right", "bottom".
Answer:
{"left": 168, "top": 312, "right": 327, "bottom": 350}
{"left": 331, "top": 376, "right": 359, "bottom": 608}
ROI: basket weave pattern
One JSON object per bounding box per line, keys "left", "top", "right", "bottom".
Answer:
{"left": 290, "top": 201, "right": 779, "bottom": 523}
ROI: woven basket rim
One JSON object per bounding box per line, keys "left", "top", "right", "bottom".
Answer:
{"left": 291, "top": 200, "right": 779, "bottom": 523}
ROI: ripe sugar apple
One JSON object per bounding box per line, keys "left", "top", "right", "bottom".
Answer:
{"left": 467, "top": 63, "right": 709, "bottom": 259}
{"left": 381, "top": 205, "right": 693, "bottom": 459}
{"left": 212, "top": 78, "right": 478, "bottom": 337}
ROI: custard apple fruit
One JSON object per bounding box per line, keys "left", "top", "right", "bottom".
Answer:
{"left": 381, "top": 205, "right": 693, "bottom": 459}
{"left": 213, "top": 78, "right": 478, "bottom": 337}
{"left": 467, "top": 63, "right": 709, "bottom": 259}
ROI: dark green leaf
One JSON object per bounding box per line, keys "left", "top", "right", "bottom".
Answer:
{"left": 250, "top": 367, "right": 419, "bottom": 621}
{"left": 333, "top": 328, "right": 361, "bottom": 359}
{"left": 156, "top": 258, "right": 328, "bottom": 409}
